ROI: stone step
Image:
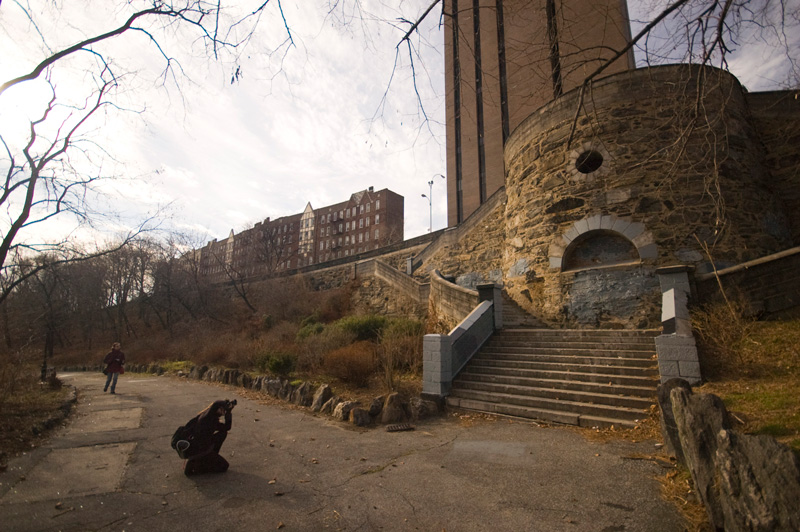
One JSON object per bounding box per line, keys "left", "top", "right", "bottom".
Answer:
{"left": 466, "top": 360, "right": 659, "bottom": 378}
{"left": 480, "top": 344, "right": 656, "bottom": 358}
{"left": 447, "top": 326, "right": 660, "bottom": 427}
{"left": 446, "top": 393, "right": 648, "bottom": 428}
{"left": 451, "top": 378, "right": 655, "bottom": 409}
{"left": 494, "top": 328, "right": 660, "bottom": 340}
{"left": 474, "top": 351, "right": 657, "bottom": 368}
{"left": 456, "top": 372, "right": 656, "bottom": 398}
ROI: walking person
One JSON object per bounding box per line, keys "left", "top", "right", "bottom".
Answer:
{"left": 103, "top": 342, "right": 125, "bottom": 394}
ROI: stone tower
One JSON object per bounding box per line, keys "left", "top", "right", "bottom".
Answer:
{"left": 443, "top": 0, "right": 635, "bottom": 226}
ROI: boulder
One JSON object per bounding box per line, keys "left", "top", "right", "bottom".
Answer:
{"left": 715, "top": 429, "right": 800, "bottom": 532}
{"left": 320, "top": 396, "right": 341, "bottom": 416}
{"left": 265, "top": 379, "right": 282, "bottom": 397}
{"left": 368, "top": 396, "right": 384, "bottom": 417}
{"left": 311, "top": 384, "right": 333, "bottom": 412}
{"left": 223, "top": 369, "right": 240, "bottom": 385}
{"left": 409, "top": 397, "right": 438, "bottom": 420}
{"left": 291, "top": 382, "right": 314, "bottom": 407}
{"left": 189, "top": 365, "right": 208, "bottom": 380}
{"left": 657, "top": 378, "right": 692, "bottom": 463}
{"left": 333, "top": 400, "right": 359, "bottom": 422}
{"left": 237, "top": 373, "right": 252, "bottom": 389}
{"left": 350, "top": 407, "right": 372, "bottom": 427}
{"left": 380, "top": 392, "right": 407, "bottom": 424}
{"left": 671, "top": 387, "right": 732, "bottom": 530}
{"left": 279, "top": 380, "right": 294, "bottom": 401}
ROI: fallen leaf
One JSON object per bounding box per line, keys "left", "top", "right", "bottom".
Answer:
{"left": 268, "top": 479, "right": 277, "bottom": 485}
{"left": 277, "top": 522, "right": 285, "bottom": 529}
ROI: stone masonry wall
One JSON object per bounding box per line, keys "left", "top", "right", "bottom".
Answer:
{"left": 502, "top": 64, "right": 793, "bottom": 328}
{"left": 352, "top": 275, "right": 427, "bottom": 319}
{"left": 746, "top": 91, "right": 800, "bottom": 244}
{"left": 414, "top": 200, "right": 505, "bottom": 290}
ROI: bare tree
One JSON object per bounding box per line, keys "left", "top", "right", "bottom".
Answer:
{"left": 0, "top": 1, "right": 293, "bottom": 303}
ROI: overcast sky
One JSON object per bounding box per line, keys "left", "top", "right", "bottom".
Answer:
{"left": 1, "top": 0, "right": 797, "bottom": 251}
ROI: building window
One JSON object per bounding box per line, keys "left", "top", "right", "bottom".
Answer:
{"left": 375, "top": 214, "right": 380, "bottom": 224}
{"left": 376, "top": 200, "right": 380, "bottom": 210}
{"left": 339, "top": 223, "right": 343, "bottom": 232}
{"left": 359, "top": 219, "right": 363, "bottom": 228}
{"left": 366, "top": 217, "right": 370, "bottom": 227}
{"left": 375, "top": 229, "right": 379, "bottom": 239}
{"left": 359, "top": 233, "right": 363, "bottom": 243}
{"left": 346, "top": 222, "right": 350, "bottom": 231}
{"left": 320, "top": 242, "right": 324, "bottom": 250}
{"left": 360, "top": 205, "right": 364, "bottom": 214}
{"left": 365, "top": 231, "right": 369, "bottom": 241}
{"left": 339, "top": 210, "right": 343, "bottom": 219}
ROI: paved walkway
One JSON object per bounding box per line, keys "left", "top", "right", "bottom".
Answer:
{"left": 0, "top": 373, "right": 685, "bottom": 531}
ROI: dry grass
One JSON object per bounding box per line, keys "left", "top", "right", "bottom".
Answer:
{"left": 658, "top": 468, "right": 713, "bottom": 532}
{"left": 0, "top": 369, "right": 72, "bottom": 470}
{"left": 694, "top": 317, "right": 800, "bottom": 452}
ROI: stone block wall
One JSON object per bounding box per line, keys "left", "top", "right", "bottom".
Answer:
{"left": 429, "top": 270, "right": 480, "bottom": 331}
{"left": 746, "top": 91, "right": 800, "bottom": 244}
{"left": 694, "top": 246, "right": 800, "bottom": 319}
{"left": 502, "top": 64, "right": 793, "bottom": 328}
{"left": 414, "top": 195, "right": 505, "bottom": 289}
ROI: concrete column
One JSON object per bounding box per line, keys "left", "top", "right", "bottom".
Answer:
{"left": 406, "top": 257, "right": 414, "bottom": 276}
{"left": 422, "top": 334, "right": 452, "bottom": 398}
{"left": 656, "top": 266, "right": 701, "bottom": 385}
{"left": 477, "top": 283, "right": 503, "bottom": 330}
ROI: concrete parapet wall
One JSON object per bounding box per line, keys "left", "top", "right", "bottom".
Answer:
{"left": 429, "top": 270, "right": 480, "bottom": 326}
{"left": 423, "top": 300, "right": 494, "bottom": 398}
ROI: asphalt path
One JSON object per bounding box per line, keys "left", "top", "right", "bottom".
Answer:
{"left": 0, "top": 372, "right": 685, "bottom": 531}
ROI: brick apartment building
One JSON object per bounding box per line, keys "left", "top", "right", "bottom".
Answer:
{"left": 197, "top": 187, "right": 404, "bottom": 282}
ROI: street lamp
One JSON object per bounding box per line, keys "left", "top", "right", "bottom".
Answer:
{"left": 421, "top": 174, "right": 445, "bottom": 232}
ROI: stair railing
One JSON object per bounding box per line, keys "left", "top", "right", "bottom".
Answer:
{"left": 422, "top": 281, "right": 503, "bottom": 400}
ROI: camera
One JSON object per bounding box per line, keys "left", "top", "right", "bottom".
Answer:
{"left": 224, "top": 399, "right": 237, "bottom": 411}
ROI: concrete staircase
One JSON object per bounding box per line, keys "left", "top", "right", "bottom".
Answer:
{"left": 501, "top": 292, "right": 548, "bottom": 328}
{"left": 446, "top": 328, "right": 660, "bottom": 428}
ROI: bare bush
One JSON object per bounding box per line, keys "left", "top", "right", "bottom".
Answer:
{"left": 297, "top": 326, "right": 356, "bottom": 372}
{"left": 324, "top": 341, "right": 376, "bottom": 388}
{"left": 377, "top": 319, "right": 424, "bottom": 390}
{"left": 692, "top": 296, "right": 757, "bottom": 379}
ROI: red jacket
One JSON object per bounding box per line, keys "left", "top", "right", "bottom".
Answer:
{"left": 104, "top": 350, "right": 125, "bottom": 373}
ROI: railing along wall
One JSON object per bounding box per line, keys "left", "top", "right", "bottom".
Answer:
{"left": 423, "top": 274, "right": 503, "bottom": 399}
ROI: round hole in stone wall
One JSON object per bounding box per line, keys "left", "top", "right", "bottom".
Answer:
{"left": 575, "top": 150, "right": 604, "bottom": 174}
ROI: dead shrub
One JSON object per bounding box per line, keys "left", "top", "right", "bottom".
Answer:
{"left": 377, "top": 319, "right": 424, "bottom": 390}
{"left": 317, "top": 284, "right": 354, "bottom": 323}
{"left": 324, "top": 341, "right": 376, "bottom": 388}
{"left": 692, "top": 296, "right": 756, "bottom": 379}
{"left": 297, "top": 325, "right": 356, "bottom": 372}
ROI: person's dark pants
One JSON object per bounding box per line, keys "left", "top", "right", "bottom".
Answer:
{"left": 184, "top": 432, "right": 229, "bottom": 475}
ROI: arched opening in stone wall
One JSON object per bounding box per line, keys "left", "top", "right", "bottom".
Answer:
{"left": 562, "top": 230, "right": 639, "bottom": 271}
